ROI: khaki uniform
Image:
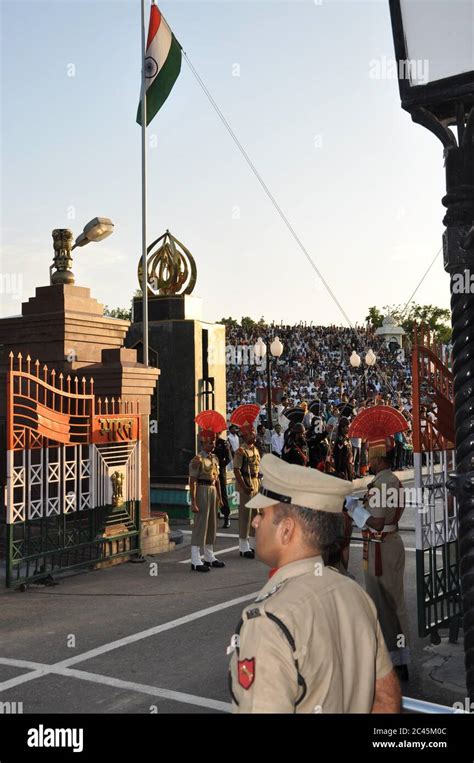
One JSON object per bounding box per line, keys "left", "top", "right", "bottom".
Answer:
{"left": 233, "top": 445, "right": 260, "bottom": 540}
{"left": 363, "top": 469, "right": 409, "bottom": 666}
{"left": 189, "top": 450, "right": 220, "bottom": 547}
{"left": 229, "top": 557, "right": 393, "bottom": 713}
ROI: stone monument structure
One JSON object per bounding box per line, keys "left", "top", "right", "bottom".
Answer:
{"left": 0, "top": 228, "right": 171, "bottom": 585}
{"left": 126, "top": 230, "right": 232, "bottom": 522}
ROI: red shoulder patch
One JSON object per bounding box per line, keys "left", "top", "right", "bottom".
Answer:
{"left": 238, "top": 658, "right": 255, "bottom": 690}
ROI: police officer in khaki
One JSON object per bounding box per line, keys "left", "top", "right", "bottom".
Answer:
{"left": 362, "top": 443, "right": 410, "bottom": 680}
{"left": 228, "top": 455, "right": 401, "bottom": 713}
{"left": 189, "top": 411, "right": 226, "bottom": 572}
{"left": 230, "top": 404, "right": 261, "bottom": 559}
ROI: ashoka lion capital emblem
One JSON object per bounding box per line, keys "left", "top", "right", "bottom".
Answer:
{"left": 110, "top": 471, "right": 125, "bottom": 508}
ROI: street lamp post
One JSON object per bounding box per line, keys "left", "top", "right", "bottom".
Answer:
{"left": 254, "top": 336, "right": 284, "bottom": 431}
{"left": 389, "top": 0, "right": 474, "bottom": 699}
{"left": 350, "top": 349, "right": 377, "bottom": 400}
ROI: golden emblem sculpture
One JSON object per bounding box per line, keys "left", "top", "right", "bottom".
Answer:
{"left": 137, "top": 230, "right": 197, "bottom": 296}
{"left": 110, "top": 471, "right": 125, "bottom": 507}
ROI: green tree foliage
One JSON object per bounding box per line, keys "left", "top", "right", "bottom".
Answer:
{"left": 365, "top": 306, "right": 384, "bottom": 328}
{"left": 241, "top": 316, "right": 258, "bottom": 332}
{"left": 367, "top": 303, "right": 451, "bottom": 343}
{"left": 218, "top": 316, "right": 239, "bottom": 328}
{"left": 104, "top": 305, "right": 132, "bottom": 321}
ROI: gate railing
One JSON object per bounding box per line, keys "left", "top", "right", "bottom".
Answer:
{"left": 4, "top": 353, "right": 142, "bottom": 587}
{"left": 412, "top": 327, "right": 461, "bottom": 638}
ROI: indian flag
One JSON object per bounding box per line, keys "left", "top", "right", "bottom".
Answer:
{"left": 136, "top": 2, "right": 182, "bottom": 126}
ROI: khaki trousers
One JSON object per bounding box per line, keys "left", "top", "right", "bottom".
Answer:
{"left": 364, "top": 532, "right": 409, "bottom": 657}
{"left": 237, "top": 476, "right": 259, "bottom": 540}
{"left": 191, "top": 484, "right": 217, "bottom": 547}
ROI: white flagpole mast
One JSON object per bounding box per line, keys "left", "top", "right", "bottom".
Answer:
{"left": 140, "top": 0, "right": 149, "bottom": 367}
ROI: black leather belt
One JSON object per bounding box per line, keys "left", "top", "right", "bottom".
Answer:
{"left": 197, "top": 479, "right": 216, "bottom": 486}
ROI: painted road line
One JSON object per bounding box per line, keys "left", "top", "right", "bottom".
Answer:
{"left": 56, "top": 667, "right": 232, "bottom": 712}
{"left": 0, "top": 657, "right": 231, "bottom": 712}
{"left": 0, "top": 657, "right": 49, "bottom": 671}
{"left": 46, "top": 593, "right": 257, "bottom": 669}
{"left": 0, "top": 591, "right": 257, "bottom": 693}
{"left": 0, "top": 668, "right": 49, "bottom": 692}
{"left": 179, "top": 545, "right": 240, "bottom": 563}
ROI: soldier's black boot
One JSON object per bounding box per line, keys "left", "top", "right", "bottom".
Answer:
{"left": 203, "top": 559, "right": 226, "bottom": 568}
{"left": 191, "top": 564, "right": 210, "bottom": 572}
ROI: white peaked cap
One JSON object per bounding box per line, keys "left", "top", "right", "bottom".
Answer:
{"left": 246, "top": 454, "right": 352, "bottom": 513}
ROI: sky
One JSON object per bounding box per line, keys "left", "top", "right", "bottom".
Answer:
{"left": 0, "top": 0, "right": 456, "bottom": 327}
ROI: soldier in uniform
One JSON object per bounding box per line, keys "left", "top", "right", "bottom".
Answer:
{"left": 361, "top": 440, "right": 410, "bottom": 680}
{"left": 215, "top": 432, "right": 231, "bottom": 528}
{"left": 282, "top": 422, "right": 309, "bottom": 466}
{"left": 189, "top": 411, "right": 227, "bottom": 572}
{"left": 332, "top": 416, "right": 354, "bottom": 481}
{"left": 228, "top": 455, "right": 401, "bottom": 712}
{"left": 230, "top": 404, "right": 261, "bottom": 559}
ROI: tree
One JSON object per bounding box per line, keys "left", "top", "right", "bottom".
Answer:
{"left": 241, "top": 316, "right": 258, "bottom": 332}
{"left": 365, "top": 307, "right": 384, "bottom": 328}
{"left": 218, "top": 316, "right": 238, "bottom": 329}
{"left": 368, "top": 303, "right": 451, "bottom": 343}
{"left": 104, "top": 306, "right": 132, "bottom": 321}
{"left": 398, "top": 304, "right": 451, "bottom": 344}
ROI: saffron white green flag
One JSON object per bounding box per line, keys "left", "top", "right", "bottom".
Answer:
{"left": 137, "top": 2, "right": 182, "bottom": 126}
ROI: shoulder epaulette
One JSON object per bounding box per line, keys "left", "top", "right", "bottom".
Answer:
{"left": 254, "top": 579, "right": 287, "bottom": 602}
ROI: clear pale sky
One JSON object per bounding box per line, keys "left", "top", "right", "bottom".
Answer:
{"left": 1, "top": 0, "right": 453, "bottom": 327}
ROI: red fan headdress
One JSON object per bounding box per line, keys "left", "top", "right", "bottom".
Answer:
{"left": 348, "top": 405, "right": 408, "bottom": 457}
{"left": 194, "top": 410, "right": 227, "bottom": 437}
{"left": 230, "top": 404, "right": 260, "bottom": 433}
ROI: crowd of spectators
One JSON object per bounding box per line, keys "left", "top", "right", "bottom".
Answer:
{"left": 223, "top": 321, "right": 415, "bottom": 475}
{"left": 225, "top": 322, "right": 413, "bottom": 414}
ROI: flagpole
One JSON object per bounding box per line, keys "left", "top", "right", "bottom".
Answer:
{"left": 140, "top": 0, "right": 149, "bottom": 367}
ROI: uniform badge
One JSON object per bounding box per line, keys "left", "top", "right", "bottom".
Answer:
{"left": 246, "top": 608, "right": 261, "bottom": 619}
{"left": 238, "top": 658, "right": 255, "bottom": 690}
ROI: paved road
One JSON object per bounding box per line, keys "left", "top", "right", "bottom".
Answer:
{"left": 0, "top": 506, "right": 466, "bottom": 714}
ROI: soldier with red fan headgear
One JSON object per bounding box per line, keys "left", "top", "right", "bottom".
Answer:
{"left": 189, "top": 411, "right": 227, "bottom": 572}
{"left": 348, "top": 405, "right": 410, "bottom": 680}
{"left": 231, "top": 404, "right": 261, "bottom": 559}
